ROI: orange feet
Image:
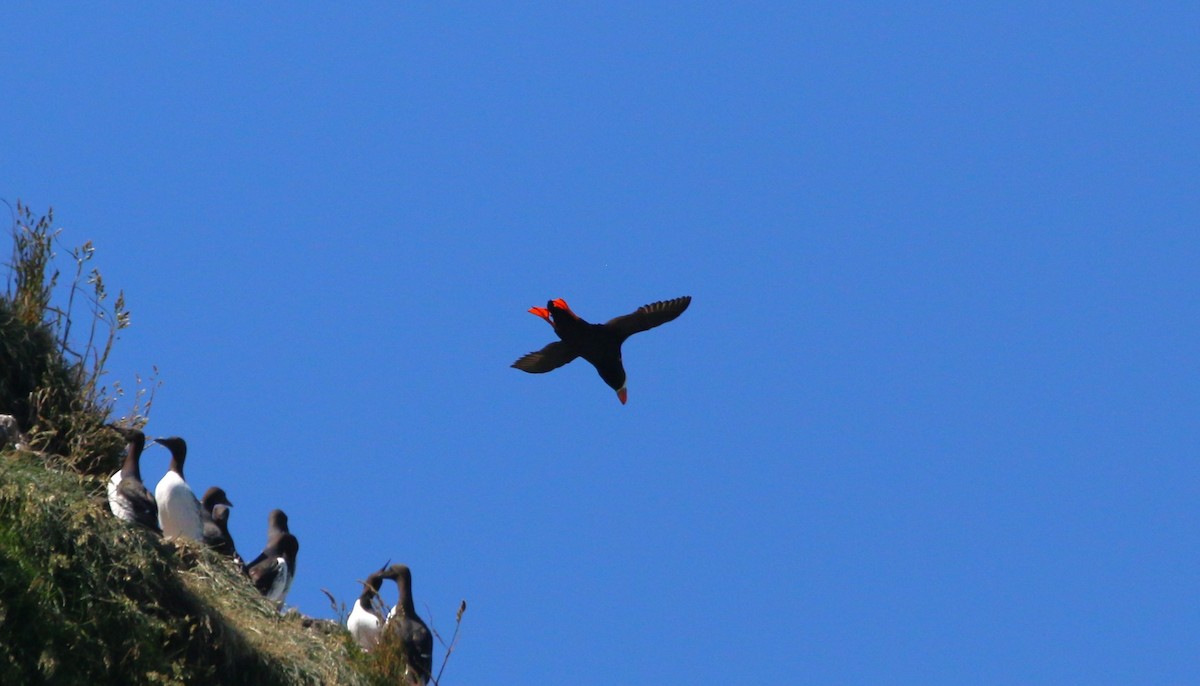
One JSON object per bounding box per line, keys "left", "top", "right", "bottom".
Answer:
{"left": 550, "top": 298, "right": 579, "bottom": 319}
{"left": 528, "top": 306, "right": 553, "bottom": 325}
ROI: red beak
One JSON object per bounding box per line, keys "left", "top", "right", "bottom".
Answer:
{"left": 617, "top": 388, "right": 627, "bottom": 404}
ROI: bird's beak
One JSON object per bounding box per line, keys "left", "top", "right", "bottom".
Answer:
{"left": 617, "top": 387, "right": 628, "bottom": 404}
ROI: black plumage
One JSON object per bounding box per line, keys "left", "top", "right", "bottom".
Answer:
{"left": 199, "top": 486, "right": 235, "bottom": 552}
{"left": 245, "top": 509, "right": 297, "bottom": 604}
{"left": 242, "top": 509, "right": 290, "bottom": 572}
{"left": 384, "top": 564, "right": 433, "bottom": 684}
{"left": 247, "top": 532, "right": 299, "bottom": 603}
{"left": 208, "top": 504, "right": 241, "bottom": 564}
{"left": 106, "top": 427, "right": 161, "bottom": 533}
{"left": 512, "top": 296, "right": 692, "bottom": 403}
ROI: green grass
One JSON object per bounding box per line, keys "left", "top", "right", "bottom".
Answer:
{"left": 0, "top": 205, "right": 394, "bottom": 685}
{"left": 0, "top": 449, "right": 376, "bottom": 685}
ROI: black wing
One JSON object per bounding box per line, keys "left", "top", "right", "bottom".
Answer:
{"left": 511, "top": 341, "right": 579, "bottom": 373}
{"left": 117, "top": 478, "right": 162, "bottom": 533}
{"left": 248, "top": 556, "right": 283, "bottom": 596}
{"left": 401, "top": 618, "right": 434, "bottom": 683}
{"left": 242, "top": 551, "right": 267, "bottom": 574}
{"left": 604, "top": 296, "right": 692, "bottom": 339}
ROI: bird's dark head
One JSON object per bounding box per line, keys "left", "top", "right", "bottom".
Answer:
{"left": 202, "top": 486, "right": 233, "bottom": 509}
{"left": 153, "top": 436, "right": 187, "bottom": 459}
{"left": 108, "top": 424, "right": 142, "bottom": 439}
{"left": 110, "top": 425, "right": 146, "bottom": 451}
{"left": 363, "top": 569, "right": 387, "bottom": 593}
{"left": 268, "top": 509, "right": 289, "bottom": 532}
{"left": 597, "top": 366, "right": 628, "bottom": 404}
{"left": 382, "top": 563, "right": 412, "bottom": 584}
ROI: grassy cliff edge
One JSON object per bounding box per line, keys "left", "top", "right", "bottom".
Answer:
{"left": 0, "top": 205, "right": 386, "bottom": 684}
{"left": 0, "top": 448, "right": 375, "bottom": 685}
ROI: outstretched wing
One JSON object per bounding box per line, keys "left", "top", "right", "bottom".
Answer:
{"left": 604, "top": 296, "right": 692, "bottom": 338}
{"left": 511, "top": 341, "right": 579, "bottom": 373}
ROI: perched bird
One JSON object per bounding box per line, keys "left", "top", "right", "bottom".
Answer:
{"left": 106, "top": 427, "right": 161, "bottom": 533}
{"left": 347, "top": 565, "right": 390, "bottom": 651}
{"left": 242, "top": 509, "right": 290, "bottom": 568}
{"left": 246, "top": 509, "right": 298, "bottom": 605}
{"left": 247, "top": 532, "right": 299, "bottom": 604}
{"left": 152, "top": 437, "right": 204, "bottom": 540}
{"left": 208, "top": 505, "right": 241, "bottom": 564}
{"left": 199, "top": 486, "right": 240, "bottom": 563}
{"left": 512, "top": 296, "right": 692, "bottom": 404}
{"left": 384, "top": 564, "right": 433, "bottom": 684}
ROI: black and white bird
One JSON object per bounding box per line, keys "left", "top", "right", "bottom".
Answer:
{"left": 199, "top": 486, "right": 240, "bottom": 564}
{"left": 106, "top": 427, "right": 160, "bottom": 533}
{"left": 152, "top": 436, "right": 204, "bottom": 541}
{"left": 247, "top": 533, "right": 299, "bottom": 604}
{"left": 383, "top": 564, "right": 433, "bottom": 684}
{"left": 246, "top": 509, "right": 298, "bottom": 605}
{"left": 347, "top": 565, "right": 390, "bottom": 651}
{"left": 242, "top": 509, "right": 290, "bottom": 569}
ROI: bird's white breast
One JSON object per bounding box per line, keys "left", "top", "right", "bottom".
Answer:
{"left": 155, "top": 472, "right": 203, "bottom": 540}
{"left": 106, "top": 471, "right": 122, "bottom": 517}
{"left": 266, "top": 557, "right": 291, "bottom": 602}
{"left": 347, "top": 599, "right": 384, "bottom": 650}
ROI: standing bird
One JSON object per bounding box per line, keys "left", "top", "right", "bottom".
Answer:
{"left": 106, "top": 427, "right": 161, "bottom": 533}
{"left": 246, "top": 509, "right": 298, "bottom": 605}
{"left": 384, "top": 564, "right": 433, "bottom": 684}
{"left": 153, "top": 437, "right": 205, "bottom": 541}
{"left": 512, "top": 296, "right": 692, "bottom": 404}
{"left": 199, "top": 486, "right": 240, "bottom": 563}
{"left": 347, "top": 565, "right": 390, "bottom": 651}
{"left": 247, "top": 533, "right": 299, "bottom": 604}
{"left": 208, "top": 505, "right": 241, "bottom": 565}
{"left": 242, "top": 509, "right": 291, "bottom": 570}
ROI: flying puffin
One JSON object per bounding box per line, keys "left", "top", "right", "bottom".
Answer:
{"left": 347, "top": 564, "right": 390, "bottom": 651}
{"left": 383, "top": 564, "right": 433, "bottom": 684}
{"left": 512, "top": 296, "right": 692, "bottom": 403}
{"left": 152, "top": 437, "right": 205, "bottom": 540}
{"left": 106, "top": 427, "right": 161, "bottom": 533}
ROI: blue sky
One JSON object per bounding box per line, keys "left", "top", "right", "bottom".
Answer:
{"left": 3, "top": 3, "right": 1197, "bottom": 683}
